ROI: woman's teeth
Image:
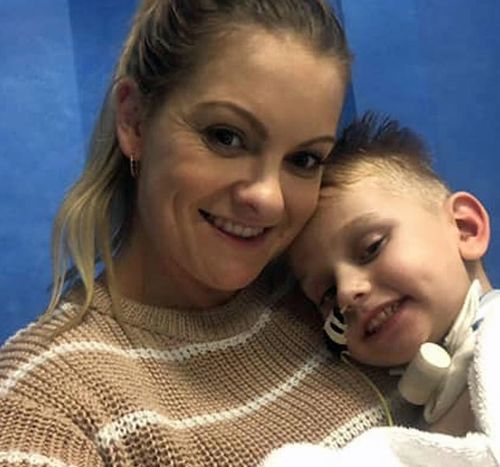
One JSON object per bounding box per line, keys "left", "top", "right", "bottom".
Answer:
{"left": 203, "top": 211, "right": 265, "bottom": 238}
{"left": 366, "top": 301, "right": 400, "bottom": 335}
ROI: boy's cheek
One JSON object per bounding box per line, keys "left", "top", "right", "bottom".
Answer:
{"left": 344, "top": 327, "right": 356, "bottom": 350}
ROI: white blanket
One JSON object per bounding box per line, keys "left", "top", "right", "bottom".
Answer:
{"left": 262, "top": 297, "right": 500, "bottom": 467}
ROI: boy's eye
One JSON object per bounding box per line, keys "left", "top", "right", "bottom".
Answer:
{"left": 359, "top": 236, "right": 386, "bottom": 264}
{"left": 287, "top": 151, "right": 323, "bottom": 175}
{"left": 204, "top": 126, "right": 245, "bottom": 151}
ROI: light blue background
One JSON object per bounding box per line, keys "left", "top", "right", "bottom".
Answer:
{"left": 1, "top": 1, "right": 499, "bottom": 342}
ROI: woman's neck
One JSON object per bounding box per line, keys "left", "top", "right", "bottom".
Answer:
{"left": 112, "top": 245, "right": 236, "bottom": 310}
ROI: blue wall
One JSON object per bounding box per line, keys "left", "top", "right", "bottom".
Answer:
{"left": 0, "top": 0, "right": 137, "bottom": 342}
{"left": 1, "top": 1, "right": 499, "bottom": 342}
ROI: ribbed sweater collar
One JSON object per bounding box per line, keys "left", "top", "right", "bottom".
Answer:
{"left": 89, "top": 274, "right": 285, "bottom": 342}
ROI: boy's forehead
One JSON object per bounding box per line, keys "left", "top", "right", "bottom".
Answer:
{"left": 313, "top": 177, "right": 443, "bottom": 234}
{"left": 319, "top": 172, "right": 430, "bottom": 208}
{"left": 322, "top": 161, "right": 447, "bottom": 203}
{"left": 316, "top": 177, "right": 375, "bottom": 211}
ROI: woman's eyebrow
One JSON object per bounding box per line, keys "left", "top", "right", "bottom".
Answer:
{"left": 196, "top": 100, "right": 268, "bottom": 140}
{"left": 196, "top": 101, "right": 336, "bottom": 147}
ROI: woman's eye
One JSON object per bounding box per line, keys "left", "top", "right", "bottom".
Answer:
{"left": 204, "top": 126, "right": 245, "bottom": 151}
{"left": 287, "top": 151, "right": 323, "bottom": 174}
{"left": 359, "top": 236, "right": 386, "bottom": 263}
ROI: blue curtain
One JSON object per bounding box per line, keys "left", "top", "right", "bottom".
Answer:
{"left": 0, "top": 0, "right": 136, "bottom": 342}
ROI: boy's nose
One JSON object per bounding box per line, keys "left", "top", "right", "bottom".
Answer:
{"left": 336, "top": 266, "right": 372, "bottom": 310}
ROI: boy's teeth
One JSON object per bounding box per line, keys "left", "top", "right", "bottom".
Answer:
{"left": 211, "top": 215, "right": 264, "bottom": 238}
{"left": 367, "top": 302, "right": 399, "bottom": 334}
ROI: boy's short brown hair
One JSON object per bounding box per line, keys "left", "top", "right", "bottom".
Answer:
{"left": 323, "top": 112, "right": 450, "bottom": 204}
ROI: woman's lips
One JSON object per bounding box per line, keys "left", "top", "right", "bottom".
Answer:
{"left": 199, "top": 209, "right": 268, "bottom": 239}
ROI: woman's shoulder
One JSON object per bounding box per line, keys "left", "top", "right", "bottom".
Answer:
{"left": 0, "top": 291, "right": 123, "bottom": 396}
{"left": 0, "top": 293, "right": 143, "bottom": 437}
{"left": 1, "top": 300, "right": 82, "bottom": 352}
{"left": 0, "top": 296, "right": 134, "bottom": 464}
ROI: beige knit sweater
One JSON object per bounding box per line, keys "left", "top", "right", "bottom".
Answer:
{"left": 0, "top": 275, "right": 412, "bottom": 466}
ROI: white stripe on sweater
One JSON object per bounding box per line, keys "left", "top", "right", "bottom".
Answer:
{"left": 0, "top": 451, "right": 76, "bottom": 467}
{"left": 0, "top": 312, "right": 271, "bottom": 398}
{"left": 95, "top": 354, "right": 324, "bottom": 447}
{"left": 320, "top": 405, "right": 386, "bottom": 448}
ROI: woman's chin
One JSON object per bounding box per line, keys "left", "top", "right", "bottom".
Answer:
{"left": 202, "top": 263, "right": 264, "bottom": 294}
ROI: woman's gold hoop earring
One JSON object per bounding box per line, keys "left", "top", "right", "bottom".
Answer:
{"left": 130, "top": 154, "right": 140, "bottom": 178}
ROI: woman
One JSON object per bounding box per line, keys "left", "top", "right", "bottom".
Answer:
{"left": 0, "top": 1, "right": 408, "bottom": 465}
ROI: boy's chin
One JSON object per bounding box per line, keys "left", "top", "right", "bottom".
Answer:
{"left": 349, "top": 345, "right": 419, "bottom": 368}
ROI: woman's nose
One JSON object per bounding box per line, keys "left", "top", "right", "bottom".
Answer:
{"left": 232, "top": 169, "right": 285, "bottom": 224}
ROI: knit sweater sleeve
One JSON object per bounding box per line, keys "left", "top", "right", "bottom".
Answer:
{"left": 0, "top": 309, "right": 109, "bottom": 466}
{"left": 0, "top": 395, "right": 104, "bottom": 466}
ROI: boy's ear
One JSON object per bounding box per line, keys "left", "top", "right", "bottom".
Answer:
{"left": 447, "top": 191, "right": 490, "bottom": 261}
{"left": 115, "top": 78, "right": 144, "bottom": 160}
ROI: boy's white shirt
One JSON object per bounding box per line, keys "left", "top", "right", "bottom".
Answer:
{"left": 262, "top": 282, "right": 500, "bottom": 467}
{"left": 424, "top": 279, "right": 481, "bottom": 422}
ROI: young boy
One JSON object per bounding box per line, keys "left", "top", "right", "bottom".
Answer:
{"left": 263, "top": 113, "right": 500, "bottom": 466}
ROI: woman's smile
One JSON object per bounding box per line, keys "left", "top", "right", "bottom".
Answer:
{"left": 199, "top": 209, "right": 268, "bottom": 240}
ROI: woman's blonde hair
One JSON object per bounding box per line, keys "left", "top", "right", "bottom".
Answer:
{"left": 42, "top": 0, "right": 352, "bottom": 326}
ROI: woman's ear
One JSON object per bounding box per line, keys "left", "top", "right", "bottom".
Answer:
{"left": 447, "top": 191, "right": 490, "bottom": 261}
{"left": 115, "top": 78, "right": 144, "bottom": 160}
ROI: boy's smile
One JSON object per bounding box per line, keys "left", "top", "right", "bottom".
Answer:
{"left": 361, "top": 297, "right": 406, "bottom": 336}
